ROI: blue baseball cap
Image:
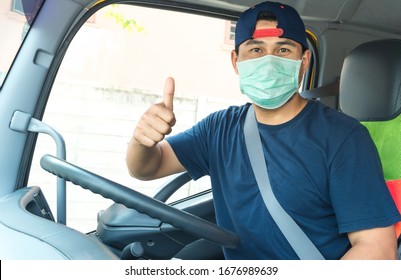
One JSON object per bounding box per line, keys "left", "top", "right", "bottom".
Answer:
{"left": 235, "top": 1, "right": 308, "bottom": 50}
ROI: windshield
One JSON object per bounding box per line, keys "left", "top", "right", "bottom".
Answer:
{"left": 0, "top": 0, "right": 44, "bottom": 87}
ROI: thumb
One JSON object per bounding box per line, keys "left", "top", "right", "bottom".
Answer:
{"left": 163, "top": 77, "right": 175, "bottom": 111}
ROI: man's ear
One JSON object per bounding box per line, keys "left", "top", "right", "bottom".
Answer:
{"left": 231, "top": 50, "right": 239, "bottom": 74}
{"left": 301, "top": 49, "right": 311, "bottom": 74}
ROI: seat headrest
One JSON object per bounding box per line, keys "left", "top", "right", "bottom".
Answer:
{"left": 339, "top": 39, "right": 401, "bottom": 121}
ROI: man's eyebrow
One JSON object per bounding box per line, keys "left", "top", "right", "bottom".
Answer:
{"left": 244, "top": 38, "right": 298, "bottom": 47}
{"left": 244, "top": 39, "right": 265, "bottom": 46}
{"left": 275, "top": 39, "right": 297, "bottom": 47}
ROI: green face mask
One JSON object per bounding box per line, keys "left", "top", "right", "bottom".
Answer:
{"left": 237, "top": 55, "right": 302, "bottom": 109}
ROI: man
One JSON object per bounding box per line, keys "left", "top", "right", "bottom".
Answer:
{"left": 126, "top": 1, "right": 401, "bottom": 259}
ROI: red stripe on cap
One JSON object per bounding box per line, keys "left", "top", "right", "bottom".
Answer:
{"left": 253, "top": 28, "right": 284, "bottom": 38}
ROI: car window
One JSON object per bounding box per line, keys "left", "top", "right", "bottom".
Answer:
{"left": 28, "top": 4, "right": 247, "bottom": 232}
{"left": 28, "top": 3, "right": 317, "bottom": 232}
{"left": 0, "top": 0, "right": 44, "bottom": 87}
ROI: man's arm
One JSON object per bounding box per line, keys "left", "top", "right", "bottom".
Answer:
{"left": 341, "top": 225, "right": 398, "bottom": 259}
{"left": 126, "top": 77, "right": 185, "bottom": 180}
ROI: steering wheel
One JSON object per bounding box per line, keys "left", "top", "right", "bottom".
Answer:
{"left": 40, "top": 154, "right": 239, "bottom": 250}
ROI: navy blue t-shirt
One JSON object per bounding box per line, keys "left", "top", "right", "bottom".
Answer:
{"left": 166, "top": 101, "right": 401, "bottom": 259}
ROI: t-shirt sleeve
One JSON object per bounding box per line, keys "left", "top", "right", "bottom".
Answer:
{"left": 166, "top": 115, "right": 212, "bottom": 180}
{"left": 329, "top": 125, "right": 401, "bottom": 233}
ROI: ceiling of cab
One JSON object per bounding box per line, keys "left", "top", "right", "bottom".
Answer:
{"left": 166, "top": 0, "right": 401, "bottom": 35}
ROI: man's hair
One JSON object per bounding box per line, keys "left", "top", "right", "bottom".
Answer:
{"left": 257, "top": 10, "right": 277, "bottom": 22}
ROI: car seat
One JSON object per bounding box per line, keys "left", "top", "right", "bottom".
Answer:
{"left": 338, "top": 39, "right": 401, "bottom": 242}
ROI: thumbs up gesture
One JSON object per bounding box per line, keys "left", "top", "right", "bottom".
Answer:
{"left": 133, "top": 77, "right": 177, "bottom": 147}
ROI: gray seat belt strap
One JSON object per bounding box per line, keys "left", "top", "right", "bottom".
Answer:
{"left": 244, "top": 105, "right": 325, "bottom": 260}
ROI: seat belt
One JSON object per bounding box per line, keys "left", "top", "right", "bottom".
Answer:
{"left": 244, "top": 105, "right": 325, "bottom": 260}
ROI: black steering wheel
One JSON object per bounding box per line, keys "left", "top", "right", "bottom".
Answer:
{"left": 40, "top": 154, "right": 239, "bottom": 250}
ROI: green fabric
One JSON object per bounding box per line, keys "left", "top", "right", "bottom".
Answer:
{"left": 362, "top": 115, "right": 401, "bottom": 180}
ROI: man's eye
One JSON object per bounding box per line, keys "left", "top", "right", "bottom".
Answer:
{"left": 278, "top": 48, "right": 289, "bottom": 53}
{"left": 250, "top": 48, "right": 262, "bottom": 53}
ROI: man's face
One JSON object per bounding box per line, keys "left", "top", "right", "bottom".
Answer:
{"left": 232, "top": 20, "right": 310, "bottom": 81}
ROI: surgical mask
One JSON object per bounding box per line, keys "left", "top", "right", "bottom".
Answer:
{"left": 237, "top": 55, "right": 302, "bottom": 109}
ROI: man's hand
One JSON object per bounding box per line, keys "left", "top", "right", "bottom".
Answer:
{"left": 133, "top": 77, "right": 176, "bottom": 147}
{"left": 127, "top": 77, "right": 184, "bottom": 180}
